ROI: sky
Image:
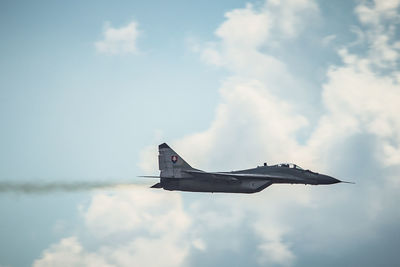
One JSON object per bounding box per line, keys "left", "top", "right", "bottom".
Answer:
{"left": 0, "top": 0, "right": 400, "bottom": 266}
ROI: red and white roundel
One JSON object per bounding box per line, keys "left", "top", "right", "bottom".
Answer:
{"left": 171, "top": 155, "right": 178, "bottom": 163}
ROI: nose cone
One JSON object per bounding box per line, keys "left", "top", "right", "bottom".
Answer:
{"left": 320, "top": 175, "right": 341, "bottom": 184}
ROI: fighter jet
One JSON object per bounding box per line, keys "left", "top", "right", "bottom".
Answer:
{"left": 143, "top": 143, "right": 353, "bottom": 193}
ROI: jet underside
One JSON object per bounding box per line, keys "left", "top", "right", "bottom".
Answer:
{"left": 160, "top": 176, "right": 274, "bottom": 193}
{"left": 159, "top": 171, "right": 318, "bottom": 193}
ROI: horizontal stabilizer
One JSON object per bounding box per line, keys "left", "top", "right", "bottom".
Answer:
{"left": 138, "top": 175, "right": 160, "bottom": 178}
{"left": 151, "top": 183, "right": 162, "bottom": 188}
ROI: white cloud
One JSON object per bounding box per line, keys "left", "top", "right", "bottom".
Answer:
{"left": 198, "top": 0, "right": 319, "bottom": 80}
{"left": 354, "top": 0, "right": 400, "bottom": 68}
{"left": 139, "top": 78, "right": 309, "bottom": 174}
{"left": 355, "top": 0, "right": 400, "bottom": 25}
{"left": 174, "top": 79, "right": 309, "bottom": 170}
{"left": 33, "top": 237, "right": 113, "bottom": 267}
{"left": 83, "top": 187, "right": 190, "bottom": 238}
{"left": 215, "top": 3, "right": 272, "bottom": 50}
{"left": 309, "top": 0, "right": 400, "bottom": 166}
{"left": 34, "top": 188, "right": 193, "bottom": 267}
{"left": 320, "top": 49, "right": 400, "bottom": 166}
{"left": 95, "top": 21, "right": 140, "bottom": 55}
{"left": 212, "top": 0, "right": 318, "bottom": 50}
{"left": 34, "top": 234, "right": 189, "bottom": 267}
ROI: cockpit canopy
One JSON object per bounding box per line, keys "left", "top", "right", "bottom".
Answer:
{"left": 275, "top": 163, "right": 304, "bottom": 170}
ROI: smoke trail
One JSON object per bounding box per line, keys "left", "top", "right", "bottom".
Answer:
{"left": 0, "top": 180, "right": 149, "bottom": 194}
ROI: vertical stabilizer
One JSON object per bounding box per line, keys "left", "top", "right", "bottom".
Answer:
{"left": 158, "top": 143, "right": 193, "bottom": 178}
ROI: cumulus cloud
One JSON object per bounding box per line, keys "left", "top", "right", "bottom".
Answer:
{"left": 83, "top": 187, "right": 190, "bottom": 238}
{"left": 319, "top": 49, "right": 400, "bottom": 166}
{"left": 34, "top": 188, "right": 193, "bottom": 267}
{"left": 215, "top": 3, "right": 272, "bottom": 50}
{"left": 355, "top": 0, "right": 400, "bottom": 25}
{"left": 354, "top": 0, "right": 400, "bottom": 67}
{"left": 186, "top": 0, "right": 322, "bottom": 120}
{"left": 214, "top": 0, "right": 318, "bottom": 50}
{"left": 33, "top": 237, "right": 113, "bottom": 267}
{"left": 172, "top": 79, "right": 308, "bottom": 171}
{"left": 307, "top": 0, "right": 400, "bottom": 167}
{"left": 198, "top": 0, "right": 318, "bottom": 74}
{"left": 95, "top": 21, "right": 140, "bottom": 55}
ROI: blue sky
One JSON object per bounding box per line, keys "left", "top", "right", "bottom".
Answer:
{"left": 1, "top": 0, "right": 400, "bottom": 266}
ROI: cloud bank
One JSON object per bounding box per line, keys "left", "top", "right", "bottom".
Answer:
{"left": 34, "top": 188, "right": 194, "bottom": 267}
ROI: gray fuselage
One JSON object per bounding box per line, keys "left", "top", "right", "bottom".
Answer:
{"left": 160, "top": 164, "right": 340, "bottom": 194}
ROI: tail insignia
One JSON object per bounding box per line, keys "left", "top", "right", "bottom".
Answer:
{"left": 171, "top": 155, "right": 178, "bottom": 163}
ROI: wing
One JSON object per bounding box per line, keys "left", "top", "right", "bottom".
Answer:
{"left": 183, "top": 170, "right": 240, "bottom": 182}
{"left": 184, "top": 170, "right": 289, "bottom": 182}
{"left": 257, "top": 180, "right": 273, "bottom": 191}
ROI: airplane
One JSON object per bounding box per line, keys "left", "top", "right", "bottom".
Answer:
{"left": 142, "top": 143, "right": 353, "bottom": 194}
